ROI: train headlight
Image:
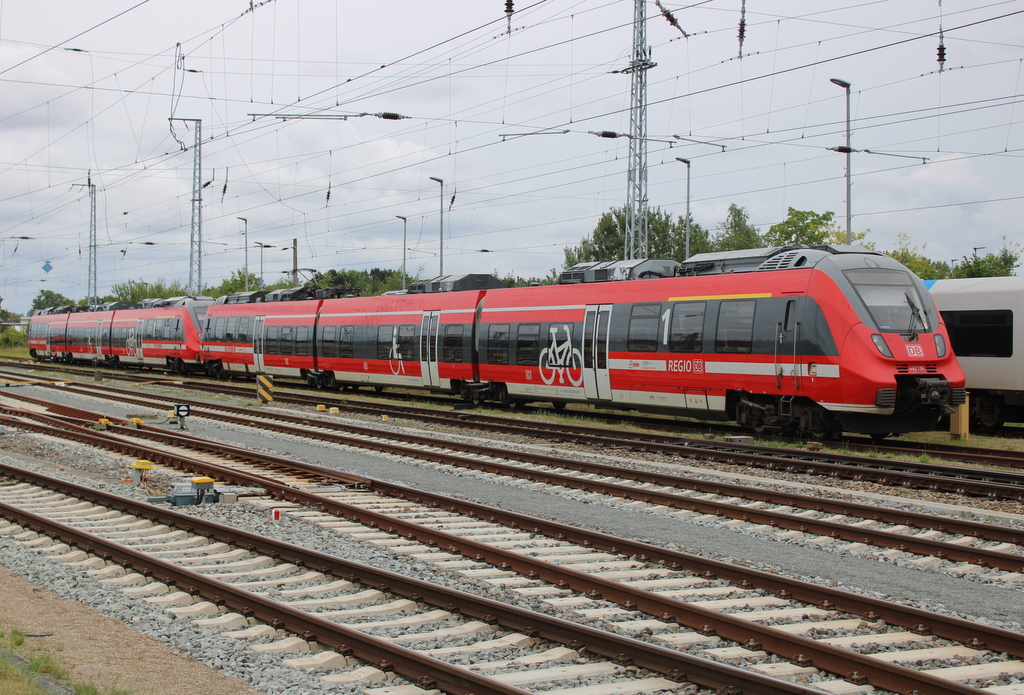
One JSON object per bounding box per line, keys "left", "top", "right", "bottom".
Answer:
{"left": 934, "top": 334, "right": 947, "bottom": 358}
{"left": 871, "top": 334, "right": 892, "bottom": 358}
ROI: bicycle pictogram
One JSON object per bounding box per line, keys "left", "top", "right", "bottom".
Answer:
{"left": 388, "top": 327, "right": 406, "bottom": 375}
{"left": 539, "top": 324, "right": 583, "bottom": 386}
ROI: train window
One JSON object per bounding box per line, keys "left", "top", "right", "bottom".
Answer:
{"left": 627, "top": 304, "right": 660, "bottom": 352}
{"left": 716, "top": 300, "right": 755, "bottom": 354}
{"left": 265, "top": 325, "right": 280, "bottom": 354}
{"left": 516, "top": 324, "right": 541, "bottom": 366}
{"left": 784, "top": 300, "right": 796, "bottom": 333}
{"left": 670, "top": 302, "right": 705, "bottom": 352}
{"left": 377, "top": 326, "right": 394, "bottom": 360}
{"left": 237, "top": 317, "right": 250, "bottom": 343}
{"left": 320, "top": 326, "right": 338, "bottom": 359}
{"left": 487, "top": 324, "right": 510, "bottom": 365}
{"left": 397, "top": 325, "right": 416, "bottom": 360}
{"left": 843, "top": 268, "right": 932, "bottom": 334}
{"left": 942, "top": 310, "right": 1012, "bottom": 358}
{"left": 225, "top": 317, "right": 238, "bottom": 342}
{"left": 583, "top": 313, "right": 595, "bottom": 368}
{"left": 443, "top": 325, "right": 464, "bottom": 362}
{"left": 280, "top": 326, "right": 294, "bottom": 355}
{"left": 339, "top": 325, "right": 354, "bottom": 358}
{"left": 295, "top": 326, "right": 310, "bottom": 356}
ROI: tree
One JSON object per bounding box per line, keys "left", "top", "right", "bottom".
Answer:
{"left": 30, "top": 289, "right": 74, "bottom": 313}
{"left": 883, "top": 233, "right": 950, "bottom": 280}
{"left": 109, "top": 278, "right": 190, "bottom": 304}
{"left": 762, "top": 207, "right": 869, "bottom": 248}
{"left": 951, "top": 240, "right": 1020, "bottom": 278}
{"left": 712, "top": 204, "right": 762, "bottom": 252}
{"left": 313, "top": 268, "right": 405, "bottom": 296}
{"left": 563, "top": 205, "right": 711, "bottom": 268}
{"left": 0, "top": 326, "right": 26, "bottom": 348}
{"left": 209, "top": 270, "right": 263, "bottom": 298}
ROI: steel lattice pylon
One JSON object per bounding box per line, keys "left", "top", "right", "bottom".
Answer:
{"left": 171, "top": 118, "right": 203, "bottom": 296}
{"left": 624, "top": 0, "right": 654, "bottom": 260}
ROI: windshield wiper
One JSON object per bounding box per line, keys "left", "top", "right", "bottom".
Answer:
{"left": 904, "top": 292, "right": 924, "bottom": 338}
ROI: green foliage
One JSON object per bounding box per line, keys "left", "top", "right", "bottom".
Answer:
{"left": 496, "top": 269, "right": 558, "bottom": 287}
{"left": 29, "top": 289, "right": 74, "bottom": 313}
{"left": 0, "top": 326, "right": 27, "bottom": 347}
{"left": 762, "top": 207, "right": 868, "bottom": 248}
{"left": 312, "top": 267, "right": 406, "bottom": 295}
{"left": 882, "top": 233, "right": 951, "bottom": 280}
{"left": 108, "top": 278, "right": 190, "bottom": 304}
{"left": 208, "top": 269, "right": 263, "bottom": 298}
{"left": 952, "top": 243, "right": 1020, "bottom": 278}
{"left": 563, "top": 205, "right": 711, "bottom": 267}
{"left": 712, "top": 204, "right": 762, "bottom": 252}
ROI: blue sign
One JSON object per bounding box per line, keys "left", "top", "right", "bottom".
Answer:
{"left": 42, "top": 261, "right": 52, "bottom": 273}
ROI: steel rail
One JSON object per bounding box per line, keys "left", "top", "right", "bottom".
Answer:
{"left": 6, "top": 388, "right": 1023, "bottom": 549}
{"left": 0, "top": 415, "right": 1017, "bottom": 694}
{"left": 31, "top": 407, "right": 1024, "bottom": 574}
{"left": 0, "top": 465, "right": 826, "bottom": 695}
{"left": 30, "top": 380, "right": 1024, "bottom": 499}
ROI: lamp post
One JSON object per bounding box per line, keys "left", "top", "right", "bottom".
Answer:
{"left": 675, "top": 158, "right": 691, "bottom": 259}
{"left": 237, "top": 217, "right": 248, "bottom": 291}
{"left": 254, "top": 242, "right": 273, "bottom": 286}
{"left": 396, "top": 215, "right": 407, "bottom": 290}
{"left": 429, "top": 176, "right": 444, "bottom": 276}
{"left": 830, "top": 77, "right": 852, "bottom": 243}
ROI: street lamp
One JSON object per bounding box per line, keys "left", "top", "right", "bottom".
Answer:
{"left": 830, "top": 77, "right": 852, "bottom": 244}
{"left": 237, "top": 217, "right": 248, "bottom": 291}
{"left": 429, "top": 176, "right": 444, "bottom": 276}
{"left": 676, "top": 158, "right": 692, "bottom": 259}
{"left": 396, "top": 215, "right": 407, "bottom": 290}
{"left": 254, "top": 242, "right": 274, "bottom": 286}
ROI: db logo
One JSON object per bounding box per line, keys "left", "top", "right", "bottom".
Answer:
{"left": 906, "top": 344, "right": 925, "bottom": 357}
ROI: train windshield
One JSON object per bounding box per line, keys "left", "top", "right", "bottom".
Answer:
{"left": 843, "top": 268, "right": 932, "bottom": 334}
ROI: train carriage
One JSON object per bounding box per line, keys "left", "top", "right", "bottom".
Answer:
{"left": 313, "top": 288, "right": 482, "bottom": 393}
{"left": 200, "top": 293, "right": 321, "bottom": 378}
{"left": 926, "top": 276, "right": 1024, "bottom": 429}
{"left": 27, "top": 309, "right": 71, "bottom": 360}
{"left": 109, "top": 300, "right": 210, "bottom": 372}
{"left": 474, "top": 247, "right": 964, "bottom": 437}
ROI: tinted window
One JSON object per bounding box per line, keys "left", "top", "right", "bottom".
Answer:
{"left": 716, "top": 300, "right": 755, "bottom": 354}
{"left": 265, "top": 325, "right": 280, "bottom": 354}
{"left": 670, "top": 302, "right": 705, "bottom": 352}
{"left": 443, "top": 325, "right": 464, "bottom": 362}
{"left": 339, "top": 325, "right": 354, "bottom": 358}
{"left": 320, "top": 325, "right": 338, "bottom": 359}
{"left": 628, "top": 304, "right": 660, "bottom": 352}
{"left": 487, "top": 324, "right": 510, "bottom": 364}
{"left": 942, "top": 309, "right": 1012, "bottom": 358}
{"left": 516, "top": 324, "right": 541, "bottom": 365}
{"left": 844, "top": 268, "right": 931, "bottom": 334}
{"left": 237, "top": 317, "right": 250, "bottom": 343}
{"left": 295, "top": 326, "right": 310, "bottom": 356}
{"left": 397, "top": 325, "right": 416, "bottom": 360}
{"left": 377, "top": 325, "right": 394, "bottom": 360}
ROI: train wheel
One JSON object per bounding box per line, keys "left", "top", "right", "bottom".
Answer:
{"left": 374, "top": 385, "right": 385, "bottom": 393}
{"left": 870, "top": 432, "right": 891, "bottom": 443}
{"left": 552, "top": 401, "right": 566, "bottom": 411}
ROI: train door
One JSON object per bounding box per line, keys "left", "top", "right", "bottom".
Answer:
{"left": 420, "top": 311, "right": 440, "bottom": 387}
{"left": 93, "top": 320, "right": 103, "bottom": 356}
{"left": 583, "top": 305, "right": 612, "bottom": 400}
{"left": 133, "top": 319, "right": 145, "bottom": 361}
{"left": 252, "top": 316, "right": 267, "bottom": 372}
{"left": 774, "top": 299, "right": 800, "bottom": 391}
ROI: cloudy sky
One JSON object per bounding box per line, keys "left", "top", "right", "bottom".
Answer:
{"left": 0, "top": 1, "right": 1021, "bottom": 313}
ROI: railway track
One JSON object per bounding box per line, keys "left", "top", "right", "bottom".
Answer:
{"left": 2, "top": 425, "right": 1024, "bottom": 695}
{"left": 4, "top": 372, "right": 1024, "bottom": 503}
{"left": 3, "top": 384, "right": 1024, "bottom": 582}
{"left": 3, "top": 359, "right": 1020, "bottom": 472}
{"left": 6, "top": 450, "right": 1024, "bottom": 695}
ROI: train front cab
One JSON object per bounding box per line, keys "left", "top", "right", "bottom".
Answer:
{"left": 823, "top": 257, "right": 965, "bottom": 435}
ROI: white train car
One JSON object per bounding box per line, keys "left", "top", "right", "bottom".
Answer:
{"left": 926, "top": 276, "right": 1024, "bottom": 428}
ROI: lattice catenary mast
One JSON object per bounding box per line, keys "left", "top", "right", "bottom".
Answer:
{"left": 623, "top": 0, "right": 655, "bottom": 259}
{"left": 170, "top": 118, "right": 203, "bottom": 296}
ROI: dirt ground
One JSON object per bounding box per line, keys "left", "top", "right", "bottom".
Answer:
{"left": 0, "top": 565, "right": 262, "bottom": 695}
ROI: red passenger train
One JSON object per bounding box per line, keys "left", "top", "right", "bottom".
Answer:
{"left": 29, "top": 245, "right": 966, "bottom": 439}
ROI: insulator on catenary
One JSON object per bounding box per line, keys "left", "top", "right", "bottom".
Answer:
{"left": 937, "top": 41, "right": 946, "bottom": 70}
